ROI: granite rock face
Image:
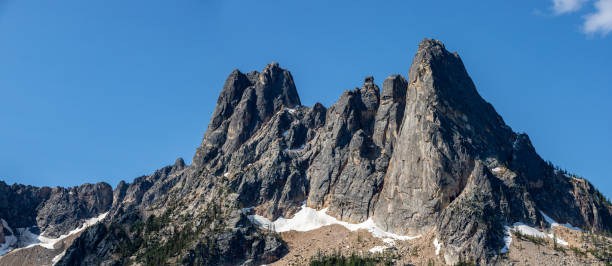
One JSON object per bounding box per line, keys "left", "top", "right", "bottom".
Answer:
{"left": 3, "top": 39, "right": 612, "bottom": 265}
{"left": 0, "top": 181, "right": 112, "bottom": 238}
{"left": 36, "top": 183, "right": 114, "bottom": 237}
{"left": 0, "top": 181, "right": 113, "bottom": 264}
{"left": 194, "top": 62, "right": 301, "bottom": 164}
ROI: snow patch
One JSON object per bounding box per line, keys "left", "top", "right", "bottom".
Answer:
{"left": 52, "top": 250, "right": 66, "bottom": 264}
{"left": 292, "top": 144, "right": 305, "bottom": 151}
{"left": 512, "top": 223, "right": 548, "bottom": 239}
{"left": 382, "top": 238, "right": 395, "bottom": 245}
{"left": 223, "top": 172, "right": 229, "bottom": 178}
{"left": 0, "top": 219, "right": 17, "bottom": 256}
{"left": 0, "top": 212, "right": 108, "bottom": 257}
{"left": 500, "top": 226, "right": 512, "bottom": 254}
{"left": 18, "top": 228, "right": 40, "bottom": 248}
{"left": 538, "top": 212, "right": 573, "bottom": 246}
{"left": 433, "top": 238, "right": 441, "bottom": 255}
{"left": 0, "top": 235, "right": 17, "bottom": 256}
{"left": 284, "top": 144, "right": 305, "bottom": 153}
{"left": 501, "top": 221, "right": 570, "bottom": 253}
{"left": 491, "top": 167, "right": 502, "bottom": 173}
{"left": 286, "top": 107, "right": 297, "bottom": 114}
{"left": 248, "top": 205, "right": 420, "bottom": 241}
{"left": 34, "top": 211, "right": 109, "bottom": 250}
{"left": 540, "top": 211, "right": 582, "bottom": 231}
{"left": 548, "top": 233, "right": 569, "bottom": 246}
{"left": 369, "top": 246, "right": 387, "bottom": 253}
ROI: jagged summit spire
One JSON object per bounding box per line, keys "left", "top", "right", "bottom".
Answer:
{"left": 407, "top": 38, "right": 511, "bottom": 153}
{"left": 263, "top": 61, "right": 281, "bottom": 71}
{"left": 409, "top": 38, "right": 466, "bottom": 87}
{"left": 257, "top": 62, "right": 301, "bottom": 109}
{"left": 173, "top": 157, "right": 186, "bottom": 172}
{"left": 417, "top": 38, "right": 446, "bottom": 51}
{"left": 194, "top": 62, "right": 301, "bottom": 165}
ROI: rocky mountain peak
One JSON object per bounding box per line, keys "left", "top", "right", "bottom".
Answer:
{"left": 4, "top": 38, "right": 611, "bottom": 266}
{"left": 194, "top": 62, "right": 301, "bottom": 165}
{"left": 172, "top": 157, "right": 186, "bottom": 172}
{"left": 255, "top": 61, "right": 301, "bottom": 118}
{"left": 407, "top": 38, "right": 513, "bottom": 158}
{"left": 362, "top": 76, "right": 375, "bottom": 88}
{"left": 410, "top": 38, "right": 468, "bottom": 93}
{"left": 417, "top": 38, "right": 446, "bottom": 53}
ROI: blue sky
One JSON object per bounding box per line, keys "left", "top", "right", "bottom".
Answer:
{"left": 0, "top": 0, "right": 610, "bottom": 198}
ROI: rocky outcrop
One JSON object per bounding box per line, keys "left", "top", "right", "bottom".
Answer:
{"left": 0, "top": 181, "right": 112, "bottom": 238}
{"left": 36, "top": 183, "right": 113, "bottom": 237}
{"left": 369, "top": 39, "right": 517, "bottom": 261}
{"left": 194, "top": 62, "right": 301, "bottom": 166}
{"left": 306, "top": 76, "right": 387, "bottom": 223}
{"left": 0, "top": 181, "right": 112, "bottom": 265}
{"left": 0, "top": 183, "right": 50, "bottom": 230}
{"left": 57, "top": 157, "right": 287, "bottom": 265}
{"left": 4, "top": 38, "right": 612, "bottom": 265}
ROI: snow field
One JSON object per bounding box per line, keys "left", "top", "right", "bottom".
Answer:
{"left": 500, "top": 213, "right": 576, "bottom": 254}
{"left": 0, "top": 212, "right": 108, "bottom": 258}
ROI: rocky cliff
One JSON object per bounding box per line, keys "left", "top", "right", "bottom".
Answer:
{"left": 1, "top": 38, "right": 610, "bottom": 265}
{"left": 0, "top": 181, "right": 112, "bottom": 238}
{"left": 0, "top": 181, "right": 112, "bottom": 265}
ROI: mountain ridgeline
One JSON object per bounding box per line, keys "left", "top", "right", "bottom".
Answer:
{"left": 1, "top": 39, "right": 611, "bottom": 265}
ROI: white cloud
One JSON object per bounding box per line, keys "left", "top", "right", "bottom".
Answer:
{"left": 553, "top": 0, "right": 588, "bottom": 14}
{"left": 583, "top": 0, "right": 612, "bottom": 35}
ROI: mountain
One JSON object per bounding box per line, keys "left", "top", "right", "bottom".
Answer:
{"left": 0, "top": 182, "right": 112, "bottom": 265}
{"left": 1, "top": 39, "right": 611, "bottom": 265}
